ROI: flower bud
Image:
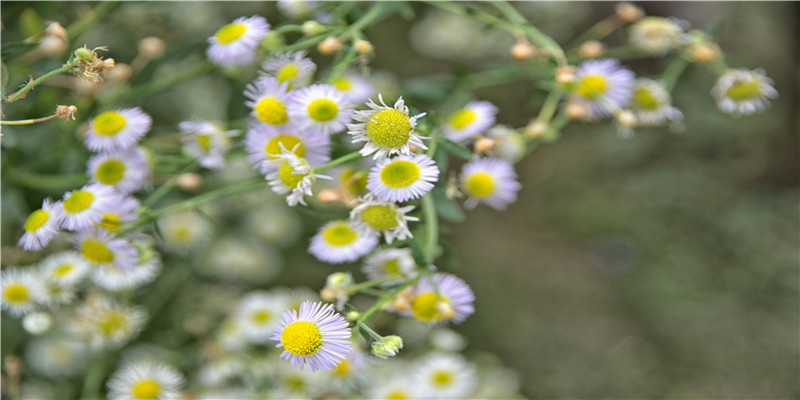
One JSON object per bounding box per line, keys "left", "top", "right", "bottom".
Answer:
{"left": 45, "top": 21, "right": 68, "bottom": 41}
{"left": 615, "top": 109, "right": 637, "bottom": 127}
{"left": 318, "top": 36, "right": 343, "bottom": 55}
{"left": 346, "top": 311, "right": 360, "bottom": 321}
{"left": 317, "top": 188, "right": 341, "bottom": 203}
{"left": 555, "top": 65, "right": 576, "bottom": 85}
{"left": 510, "top": 40, "right": 536, "bottom": 60}
{"left": 302, "top": 20, "right": 325, "bottom": 36}
{"left": 261, "top": 31, "right": 284, "bottom": 51}
{"left": 474, "top": 136, "right": 497, "bottom": 154}
{"left": 578, "top": 40, "right": 605, "bottom": 59}
{"left": 565, "top": 100, "right": 591, "bottom": 120}
{"left": 354, "top": 39, "right": 373, "bottom": 54}
{"left": 107, "top": 63, "right": 133, "bottom": 82}
{"left": 177, "top": 172, "right": 203, "bottom": 191}
{"left": 616, "top": 2, "right": 644, "bottom": 22}
{"left": 524, "top": 121, "right": 548, "bottom": 138}
{"left": 687, "top": 42, "right": 720, "bottom": 63}
{"left": 22, "top": 312, "right": 53, "bottom": 335}
{"left": 138, "top": 36, "right": 166, "bottom": 59}
{"left": 371, "top": 335, "right": 404, "bottom": 359}
{"left": 102, "top": 58, "right": 116, "bottom": 74}
{"left": 74, "top": 47, "right": 93, "bottom": 62}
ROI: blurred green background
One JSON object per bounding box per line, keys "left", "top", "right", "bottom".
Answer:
{"left": 2, "top": 1, "right": 798, "bottom": 398}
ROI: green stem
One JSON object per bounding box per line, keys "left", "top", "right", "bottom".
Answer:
{"left": 0, "top": 114, "right": 59, "bottom": 125}
{"left": 534, "top": 89, "right": 564, "bottom": 126}
{"left": 80, "top": 352, "right": 108, "bottom": 399}
{"left": 421, "top": 194, "right": 439, "bottom": 265}
{"left": 490, "top": 2, "right": 568, "bottom": 66}
{"left": 310, "top": 151, "right": 362, "bottom": 173}
{"left": 357, "top": 275, "right": 420, "bottom": 323}
{"left": 356, "top": 320, "right": 384, "bottom": 341}
{"left": 661, "top": 57, "right": 690, "bottom": 91}
{"left": 66, "top": 2, "right": 118, "bottom": 48}
{"left": 104, "top": 60, "right": 215, "bottom": 104}
{"left": 142, "top": 161, "right": 198, "bottom": 207}
{"left": 347, "top": 2, "right": 393, "bottom": 35}
{"left": 347, "top": 275, "right": 401, "bottom": 294}
{"left": 274, "top": 24, "right": 304, "bottom": 34}
{"left": 4, "top": 63, "right": 76, "bottom": 103}
{"left": 566, "top": 16, "right": 622, "bottom": 50}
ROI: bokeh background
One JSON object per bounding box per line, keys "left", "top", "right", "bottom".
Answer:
{"left": 2, "top": 1, "right": 798, "bottom": 398}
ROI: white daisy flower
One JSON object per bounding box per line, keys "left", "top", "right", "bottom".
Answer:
{"left": 179, "top": 119, "right": 237, "bottom": 170}
{"left": 244, "top": 76, "right": 294, "bottom": 127}
{"left": 74, "top": 229, "right": 138, "bottom": 273}
{"left": 362, "top": 248, "right": 418, "bottom": 285}
{"left": 206, "top": 15, "right": 269, "bottom": 67}
{"left": 234, "top": 291, "right": 290, "bottom": 344}
{"left": 261, "top": 51, "right": 317, "bottom": 89}
{"left": 312, "top": 345, "right": 368, "bottom": 397}
{"left": 347, "top": 94, "right": 427, "bottom": 160}
{"left": 87, "top": 146, "right": 150, "bottom": 194}
{"left": 712, "top": 68, "right": 778, "bottom": 116}
{"left": 412, "top": 353, "right": 477, "bottom": 399}
{"left": 107, "top": 360, "right": 186, "bottom": 400}
{"left": 68, "top": 294, "right": 148, "bottom": 349}
{"left": 25, "top": 336, "right": 90, "bottom": 379}
{"left": 84, "top": 107, "right": 152, "bottom": 152}
{"left": 630, "top": 78, "right": 683, "bottom": 126}
{"left": 266, "top": 151, "right": 332, "bottom": 207}
{"left": 17, "top": 198, "right": 63, "bottom": 251}
{"left": 157, "top": 210, "right": 213, "bottom": 254}
{"left": 442, "top": 101, "right": 498, "bottom": 143}
{"left": 92, "top": 248, "right": 161, "bottom": 292}
{"left": 94, "top": 195, "right": 140, "bottom": 234}
{"left": 330, "top": 72, "right": 374, "bottom": 104}
{"left": 308, "top": 220, "right": 379, "bottom": 264}
{"left": 629, "top": 17, "right": 684, "bottom": 56}
{"left": 217, "top": 318, "right": 248, "bottom": 352}
{"left": 459, "top": 157, "right": 521, "bottom": 210}
{"left": 569, "top": 59, "right": 635, "bottom": 119}
{"left": 349, "top": 195, "right": 418, "bottom": 243}
{"left": 60, "top": 183, "right": 120, "bottom": 231}
{"left": 485, "top": 125, "right": 526, "bottom": 164}
{"left": 1, "top": 267, "right": 48, "bottom": 317}
{"left": 38, "top": 251, "right": 91, "bottom": 287}
{"left": 403, "top": 273, "right": 475, "bottom": 325}
{"left": 367, "top": 374, "right": 420, "bottom": 400}
{"left": 244, "top": 122, "right": 330, "bottom": 175}
{"left": 22, "top": 311, "right": 54, "bottom": 335}
{"left": 270, "top": 301, "right": 352, "bottom": 372}
{"left": 276, "top": 0, "right": 319, "bottom": 19}
{"left": 367, "top": 154, "right": 440, "bottom": 202}
{"left": 288, "top": 84, "right": 353, "bottom": 135}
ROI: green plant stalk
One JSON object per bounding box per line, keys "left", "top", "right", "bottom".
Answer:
{"left": 311, "top": 151, "right": 362, "bottom": 173}
{"left": 356, "top": 320, "right": 384, "bottom": 341}
{"left": 490, "top": 2, "right": 568, "bottom": 66}
{"left": 357, "top": 275, "right": 420, "bottom": 323}
{"left": 566, "top": 15, "right": 623, "bottom": 50}
{"left": 142, "top": 161, "right": 198, "bottom": 207}
{"left": 661, "top": 57, "right": 690, "bottom": 91}
{"left": 0, "top": 113, "right": 60, "bottom": 125}
{"left": 421, "top": 194, "right": 439, "bottom": 265}
{"left": 106, "top": 60, "right": 215, "bottom": 104}
{"left": 80, "top": 351, "right": 108, "bottom": 399}
{"left": 534, "top": 89, "right": 564, "bottom": 127}
{"left": 4, "top": 63, "right": 76, "bottom": 103}
{"left": 347, "top": 275, "right": 401, "bottom": 294}
{"left": 66, "top": 2, "right": 117, "bottom": 49}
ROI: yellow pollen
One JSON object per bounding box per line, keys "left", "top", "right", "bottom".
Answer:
{"left": 197, "top": 134, "right": 212, "bottom": 152}
{"left": 92, "top": 111, "right": 126, "bottom": 135}
{"left": 255, "top": 97, "right": 289, "bottom": 125}
{"left": 277, "top": 63, "right": 299, "bottom": 85}
{"left": 334, "top": 360, "right": 350, "bottom": 376}
{"left": 215, "top": 23, "right": 246, "bottom": 44}
{"left": 322, "top": 222, "right": 357, "bottom": 246}
{"left": 131, "top": 379, "right": 161, "bottom": 400}
{"left": 95, "top": 159, "right": 126, "bottom": 185}
{"left": 449, "top": 109, "right": 476, "bottom": 130}
{"left": 81, "top": 238, "right": 114, "bottom": 264}
{"left": 98, "top": 311, "right": 127, "bottom": 335}
{"left": 410, "top": 292, "right": 450, "bottom": 322}
{"left": 24, "top": 209, "right": 49, "bottom": 232}
{"left": 432, "top": 370, "right": 452, "bottom": 386}
{"left": 367, "top": 109, "right": 412, "bottom": 148}
{"left": 726, "top": 79, "right": 762, "bottom": 101}
{"left": 277, "top": 160, "right": 308, "bottom": 188}
{"left": 251, "top": 310, "right": 270, "bottom": 323}
{"left": 465, "top": 172, "right": 495, "bottom": 197}
{"left": 4, "top": 284, "right": 29, "bottom": 303}
{"left": 53, "top": 264, "right": 73, "bottom": 276}
{"left": 384, "top": 259, "right": 400, "bottom": 274}
{"left": 332, "top": 78, "right": 351, "bottom": 91}
{"left": 386, "top": 391, "right": 407, "bottom": 400}
{"left": 265, "top": 134, "right": 304, "bottom": 160}
{"left": 380, "top": 160, "right": 420, "bottom": 188}
{"left": 576, "top": 74, "right": 608, "bottom": 98}
{"left": 280, "top": 320, "right": 323, "bottom": 356}
{"left": 63, "top": 190, "right": 95, "bottom": 213}
{"left": 307, "top": 98, "right": 338, "bottom": 122}
{"left": 633, "top": 87, "right": 660, "bottom": 110}
{"left": 168, "top": 226, "right": 191, "bottom": 243}
{"left": 99, "top": 212, "right": 123, "bottom": 232}
{"left": 360, "top": 205, "right": 399, "bottom": 230}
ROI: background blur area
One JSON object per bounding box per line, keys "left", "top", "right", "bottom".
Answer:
{"left": 2, "top": 2, "right": 798, "bottom": 398}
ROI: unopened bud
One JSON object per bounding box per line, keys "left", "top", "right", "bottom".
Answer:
{"left": 261, "top": 31, "right": 284, "bottom": 51}
{"left": 102, "top": 58, "right": 116, "bottom": 74}
{"left": 354, "top": 39, "right": 373, "bottom": 54}
{"left": 45, "top": 22, "right": 68, "bottom": 41}
{"left": 565, "top": 100, "right": 591, "bottom": 120}
{"left": 39, "top": 36, "right": 66, "bottom": 57}
{"left": 371, "top": 335, "right": 404, "bottom": 359}
{"left": 325, "top": 272, "right": 352, "bottom": 289}
{"left": 615, "top": 110, "right": 637, "bottom": 127}
{"left": 578, "top": 40, "right": 605, "bottom": 59}
{"left": 555, "top": 65, "right": 576, "bottom": 85}
{"left": 317, "top": 188, "right": 341, "bottom": 203}
{"left": 320, "top": 288, "right": 337, "bottom": 302}
{"left": 22, "top": 312, "right": 53, "bottom": 335}
{"left": 525, "top": 121, "right": 548, "bottom": 138}
{"left": 55, "top": 105, "right": 78, "bottom": 120}
{"left": 317, "top": 36, "right": 343, "bottom": 55}
{"left": 74, "top": 47, "right": 93, "bottom": 62}
{"left": 474, "top": 136, "right": 497, "bottom": 154}
{"left": 138, "top": 36, "right": 166, "bottom": 59}
{"left": 510, "top": 40, "right": 536, "bottom": 60}
{"left": 301, "top": 20, "right": 325, "bottom": 36}
{"left": 616, "top": 2, "right": 644, "bottom": 22}
{"left": 176, "top": 172, "right": 203, "bottom": 191}
{"left": 346, "top": 311, "right": 360, "bottom": 321}
{"left": 687, "top": 42, "right": 720, "bottom": 63}
{"left": 107, "top": 63, "right": 133, "bottom": 82}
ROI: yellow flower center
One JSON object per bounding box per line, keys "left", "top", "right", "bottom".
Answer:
{"left": 449, "top": 109, "right": 476, "bottom": 130}
{"left": 307, "top": 98, "right": 338, "bottom": 122}
{"left": 215, "top": 23, "right": 246, "bottom": 44}
{"left": 95, "top": 159, "right": 126, "bottom": 185}
{"left": 251, "top": 310, "right": 270, "bottom": 323}
{"left": 3, "top": 284, "right": 29, "bottom": 303}
{"left": 322, "top": 222, "right": 357, "bottom": 246}
{"left": 384, "top": 259, "right": 400, "bottom": 274}
{"left": 132, "top": 379, "right": 161, "bottom": 400}
{"left": 265, "top": 134, "right": 304, "bottom": 160}
{"left": 367, "top": 109, "right": 412, "bottom": 148}
{"left": 53, "top": 264, "right": 73, "bottom": 276}
{"left": 196, "top": 134, "right": 212, "bottom": 152}
{"left": 360, "top": 205, "right": 399, "bottom": 230}
{"left": 98, "top": 311, "right": 127, "bottom": 335}
{"left": 576, "top": 74, "right": 607, "bottom": 98}
{"left": 63, "top": 190, "right": 95, "bottom": 213}
{"left": 380, "top": 160, "right": 420, "bottom": 188}
{"left": 92, "top": 111, "right": 126, "bottom": 135}
{"left": 255, "top": 97, "right": 289, "bottom": 125}
{"left": 168, "top": 226, "right": 192, "bottom": 243}
{"left": 726, "top": 79, "right": 762, "bottom": 101}
{"left": 277, "top": 63, "right": 298, "bottom": 85}
{"left": 331, "top": 77, "right": 351, "bottom": 91}
{"left": 99, "top": 212, "right": 123, "bottom": 232}
{"left": 432, "top": 370, "right": 452, "bottom": 386}
{"left": 277, "top": 160, "right": 308, "bottom": 188}
{"left": 465, "top": 172, "right": 494, "bottom": 197}
{"left": 334, "top": 359, "right": 350, "bottom": 376}
{"left": 280, "top": 320, "right": 323, "bottom": 356}
{"left": 633, "top": 87, "right": 660, "bottom": 110}
{"left": 410, "top": 292, "right": 450, "bottom": 322}
{"left": 386, "top": 391, "right": 407, "bottom": 400}
{"left": 24, "top": 209, "right": 49, "bottom": 232}
{"left": 81, "top": 238, "right": 114, "bottom": 264}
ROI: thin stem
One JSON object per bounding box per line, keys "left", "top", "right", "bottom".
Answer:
{"left": 4, "top": 63, "right": 76, "bottom": 103}
{"left": 356, "top": 320, "right": 384, "bottom": 341}
{"left": 566, "top": 15, "right": 623, "bottom": 49}
{"left": 661, "top": 58, "right": 690, "bottom": 91}
{"left": 357, "top": 275, "right": 420, "bottom": 323}
{"left": 534, "top": 89, "right": 564, "bottom": 127}
{"left": 1, "top": 114, "right": 60, "bottom": 125}
{"left": 347, "top": 2, "right": 393, "bottom": 35}
{"left": 104, "top": 60, "right": 215, "bottom": 104}
{"left": 142, "top": 161, "right": 198, "bottom": 207}
{"left": 490, "top": 2, "right": 568, "bottom": 66}
{"left": 422, "top": 194, "right": 439, "bottom": 265}
{"left": 67, "top": 2, "right": 117, "bottom": 48}
{"left": 80, "top": 351, "right": 108, "bottom": 399}
{"left": 347, "top": 275, "right": 400, "bottom": 294}
{"left": 311, "top": 151, "right": 362, "bottom": 173}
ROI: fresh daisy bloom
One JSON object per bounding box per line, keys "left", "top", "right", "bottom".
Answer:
{"left": 362, "top": 248, "right": 418, "bottom": 285}
{"left": 485, "top": 125, "right": 526, "bottom": 164}
{"left": 107, "top": 360, "right": 186, "bottom": 400}
{"left": 288, "top": 84, "right": 353, "bottom": 135}
{"left": 60, "top": 183, "right": 119, "bottom": 231}
{"left": 179, "top": 119, "right": 237, "bottom": 169}
{"left": 367, "top": 154, "right": 440, "bottom": 202}
{"left": 244, "top": 76, "right": 294, "bottom": 127}
{"left": 87, "top": 147, "right": 150, "bottom": 194}
{"left": 404, "top": 273, "right": 475, "bottom": 325}
{"left": 156, "top": 210, "right": 212, "bottom": 254}
{"left": 367, "top": 374, "right": 420, "bottom": 400}
{"left": 44, "top": 281, "right": 77, "bottom": 306}
{"left": 234, "top": 291, "right": 290, "bottom": 344}
{"left": 94, "top": 195, "right": 140, "bottom": 233}
{"left": 17, "top": 198, "right": 63, "bottom": 251}
{"left": 569, "top": 59, "right": 635, "bottom": 119}
{"left": 349, "top": 195, "right": 418, "bottom": 243}
{"left": 92, "top": 250, "right": 161, "bottom": 291}
{"left": 84, "top": 107, "right": 152, "bottom": 152}
{"left": 629, "top": 17, "right": 684, "bottom": 56}
{"left": 244, "top": 122, "right": 330, "bottom": 175}
{"left": 442, "top": 101, "right": 498, "bottom": 143}
{"left": 39, "top": 251, "right": 91, "bottom": 287}
{"left": 270, "top": 301, "right": 352, "bottom": 372}
{"left": 308, "top": 220, "right": 379, "bottom": 264}
{"left": 1, "top": 267, "right": 48, "bottom": 317}
{"left": 630, "top": 78, "right": 683, "bottom": 126}
{"left": 68, "top": 294, "right": 148, "bottom": 349}
{"left": 25, "top": 336, "right": 90, "bottom": 378}
{"left": 412, "top": 353, "right": 477, "bottom": 399}
{"left": 712, "top": 68, "right": 778, "bottom": 116}
{"left": 267, "top": 151, "right": 332, "bottom": 207}
{"left": 75, "top": 229, "right": 138, "bottom": 272}
{"left": 23, "top": 311, "right": 54, "bottom": 335}
{"left": 459, "top": 157, "right": 521, "bottom": 210}
{"left": 347, "top": 94, "right": 427, "bottom": 160}
{"left": 330, "top": 72, "right": 373, "bottom": 104}
{"left": 206, "top": 15, "right": 269, "bottom": 66}
{"left": 261, "top": 51, "right": 317, "bottom": 89}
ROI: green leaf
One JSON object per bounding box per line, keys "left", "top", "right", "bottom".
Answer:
{"left": 439, "top": 137, "right": 473, "bottom": 160}
{"left": 1, "top": 41, "right": 38, "bottom": 59}
{"left": 1, "top": 63, "right": 9, "bottom": 97}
